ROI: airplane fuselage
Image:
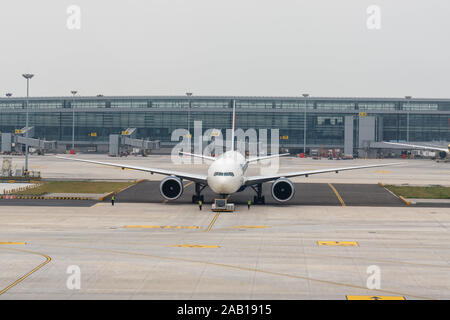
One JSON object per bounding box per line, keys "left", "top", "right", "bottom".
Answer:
{"left": 207, "top": 151, "right": 246, "bottom": 195}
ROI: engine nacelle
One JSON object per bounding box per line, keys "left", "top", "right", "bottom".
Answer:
{"left": 271, "top": 178, "right": 295, "bottom": 202}
{"left": 439, "top": 151, "right": 447, "bottom": 159}
{"left": 160, "top": 176, "right": 183, "bottom": 200}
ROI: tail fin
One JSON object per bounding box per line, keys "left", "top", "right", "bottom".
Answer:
{"left": 231, "top": 100, "right": 236, "bottom": 151}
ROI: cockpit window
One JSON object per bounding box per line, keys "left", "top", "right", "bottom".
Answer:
{"left": 214, "top": 172, "right": 234, "bottom": 176}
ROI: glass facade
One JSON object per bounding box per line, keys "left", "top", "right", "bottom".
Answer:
{"left": 0, "top": 96, "right": 448, "bottom": 149}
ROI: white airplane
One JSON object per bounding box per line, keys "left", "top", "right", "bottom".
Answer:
{"left": 383, "top": 142, "right": 450, "bottom": 160}
{"left": 57, "top": 105, "right": 402, "bottom": 204}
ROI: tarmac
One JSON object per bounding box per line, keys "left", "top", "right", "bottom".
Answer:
{"left": 0, "top": 203, "right": 448, "bottom": 300}
{"left": 111, "top": 180, "right": 406, "bottom": 207}
{"left": 0, "top": 154, "right": 448, "bottom": 299}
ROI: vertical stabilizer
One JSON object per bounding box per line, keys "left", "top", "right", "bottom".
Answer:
{"left": 231, "top": 100, "right": 236, "bottom": 151}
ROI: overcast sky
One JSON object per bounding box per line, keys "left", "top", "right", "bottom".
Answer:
{"left": 0, "top": 0, "right": 449, "bottom": 98}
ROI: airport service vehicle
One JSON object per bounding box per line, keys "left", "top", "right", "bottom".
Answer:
{"left": 57, "top": 106, "right": 401, "bottom": 204}
{"left": 212, "top": 198, "right": 234, "bottom": 212}
{"left": 383, "top": 142, "right": 450, "bottom": 160}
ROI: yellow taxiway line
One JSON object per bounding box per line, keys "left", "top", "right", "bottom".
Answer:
{"left": 0, "top": 242, "right": 26, "bottom": 245}
{"left": 347, "top": 295, "right": 405, "bottom": 300}
{"left": 328, "top": 183, "right": 346, "bottom": 207}
{"left": 0, "top": 248, "right": 51, "bottom": 296}
{"left": 169, "top": 244, "right": 219, "bottom": 248}
{"left": 184, "top": 181, "right": 194, "bottom": 189}
{"left": 125, "top": 225, "right": 201, "bottom": 229}
{"left": 318, "top": 241, "right": 359, "bottom": 247}
{"left": 206, "top": 213, "right": 220, "bottom": 232}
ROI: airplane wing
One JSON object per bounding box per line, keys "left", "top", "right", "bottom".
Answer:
{"left": 56, "top": 156, "right": 208, "bottom": 184}
{"left": 383, "top": 142, "right": 448, "bottom": 153}
{"left": 246, "top": 153, "right": 290, "bottom": 163}
{"left": 244, "top": 162, "right": 402, "bottom": 185}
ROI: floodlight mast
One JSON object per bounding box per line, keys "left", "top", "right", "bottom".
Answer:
{"left": 71, "top": 90, "right": 78, "bottom": 151}
{"left": 22, "top": 73, "right": 34, "bottom": 174}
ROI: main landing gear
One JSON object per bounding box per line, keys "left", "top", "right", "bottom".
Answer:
{"left": 250, "top": 183, "right": 265, "bottom": 204}
{"left": 192, "top": 182, "right": 206, "bottom": 203}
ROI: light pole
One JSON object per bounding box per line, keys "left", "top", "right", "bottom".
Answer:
{"left": 302, "top": 93, "right": 309, "bottom": 155}
{"left": 71, "top": 90, "right": 77, "bottom": 151}
{"left": 6, "top": 93, "right": 12, "bottom": 98}
{"left": 405, "top": 96, "right": 412, "bottom": 142}
{"left": 22, "top": 73, "right": 34, "bottom": 174}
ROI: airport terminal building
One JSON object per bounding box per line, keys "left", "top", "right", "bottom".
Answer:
{"left": 0, "top": 95, "right": 449, "bottom": 156}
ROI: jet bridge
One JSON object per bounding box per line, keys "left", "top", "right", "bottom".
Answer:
{"left": 109, "top": 128, "right": 160, "bottom": 156}
{"left": 1, "top": 127, "right": 56, "bottom": 154}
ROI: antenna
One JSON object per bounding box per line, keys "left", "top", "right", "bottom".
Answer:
{"left": 231, "top": 100, "right": 236, "bottom": 151}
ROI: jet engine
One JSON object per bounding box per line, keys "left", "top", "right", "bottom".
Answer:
{"left": 271, "top": 178, "right": 295, "bottom": 202}
{"left": 160, "top": 176, "right": 183, "bottom": 200}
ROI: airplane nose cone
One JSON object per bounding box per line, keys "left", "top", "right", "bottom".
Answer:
{"left": 210, "top": 177, "right": 234, "bottom": 194}
{"left": 216, "top": 180, "right": 229, "bottom": 193}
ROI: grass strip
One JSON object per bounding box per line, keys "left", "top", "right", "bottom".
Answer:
{"left": 385, "top": 185, "right": 450, "bottom": 199}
